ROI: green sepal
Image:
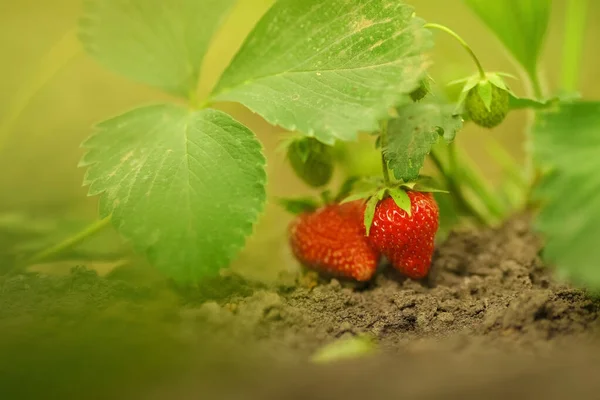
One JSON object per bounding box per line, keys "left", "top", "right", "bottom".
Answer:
{"left": 477, "top": 81, "right": 493, "bottom": 112}
{"left": 340, "top": 192, "right": 372, "bottom": 204}
{"left": 277, "top": 197, "right": 320, "bottom": 215}
{"left": 364, "top": 195, "right": 380, "bottom": 237}
{"left": 387, "top": 188, "right": 411, "bottom": 216}
{"left": 334, "top": 176, "right": 360, "bottom": 203}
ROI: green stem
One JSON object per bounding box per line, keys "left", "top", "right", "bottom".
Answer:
{"left": 456, "top": 148, "right": 506, "bottom": 219}
{"left": 27, "top": 216, "right": 113, "bottom": 264}
{"left": 424, "top": 23, "right": 486, "bottom": 79}
{"left": 429, "top": 147, "right": 489, "bottom": 226}
{"left": 380, "top": 120, "right": 391, "bottom": 185}
{"left": 561, "top": 0, "right": 588, "bottom": 92}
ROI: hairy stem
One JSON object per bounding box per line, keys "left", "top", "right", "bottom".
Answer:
{"left": 561, "top": 0, "right": 588, "bottom": 92}
{"left": 424, "top": 23, "right": 486, "bottom": 79}
{"left": 380, "top": 119, "right": 391, "bottom": 185}
{"left": 27, "top": 216, "right": 113, "bottom": 264}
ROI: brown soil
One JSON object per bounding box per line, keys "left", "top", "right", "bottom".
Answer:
{"left": 147, "top": 216, "right": 600, "bottom": 399}
{"left": 3, "top": 217, "right": 600, "bottom": 399}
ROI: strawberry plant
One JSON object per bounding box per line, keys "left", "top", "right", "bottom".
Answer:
{"left": 9, "top": 0, "right": 600, "bottom": 290}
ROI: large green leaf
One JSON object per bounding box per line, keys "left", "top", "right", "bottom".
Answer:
{"left": 79, "top": 0, "right": 236, "bottom": 98}
{"left": 463, "top": 0, "right": 550, "bottom": 80}
{"left": 385, "top": 103, "right": 462, "bottom": 181}
{"left": 533, "top": 102, "right": 600, "bottom": 288}
{"left": 211, "top": 0, "right": 432, "bottom": 144}
{"left": 80, "top": 105, "right": 266, "bottom": 282}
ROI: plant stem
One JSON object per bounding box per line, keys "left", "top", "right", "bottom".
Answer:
{"left": 455, "top": 147, "right": 506, "bottom": 220}
{"left": 429, "top": 147, "right": 489, "bottom": 226}
{"left": 379, "top": 120, "right": 391, "bottom": 185}
{"left": 27, "top": 216, "right": 113, "bottom": 264}
{"left": 424, "top": 23, "right": 486, "bottom": 79}
{"left": 561, "top": 0, "right": 588, "bottom": 92}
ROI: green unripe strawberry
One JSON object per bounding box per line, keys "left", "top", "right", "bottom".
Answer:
{"left": 464, "top": 82, "right": 509, "bottom": 128}
{"left": 409, "top": 78, "right": 430, "bottom": 102}
{"left": 287, "top": 137, "right": 334, "bottom": 188}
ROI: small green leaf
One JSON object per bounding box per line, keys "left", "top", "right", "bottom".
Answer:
{"left": 385, "top": 103, "right": 463, "bottom": 181}
{"left": 334, "top": 177, "right": 360, "bottom": 203}
{"left": 311, "top": 335, "right": 377, "bottom": 364}
{"left": 80, "top": 105, "right": 266, "bottom": 282}
{"left": 278, "top": 197, "right": 320, "bottom": 215}
{"left": 533, "top": 101, "right": 600, "bottom": 288}
{"left": 364, "top": 196, "right": 379, "bottom": 236}
{"left": 509, "top": 93, "right": 559, "bottom": 110}
{"left": 411, "top": 184, "right": 450, "bottom": 194}
{"left": 340, "top": 192, "right": 372, "bottom": 205}
{"left": 487, "top": 73, "right": 510, "bottom": 91}
{"left": 79, "top": 0, "right": 236, "bottom": 97}
{"left": 211, "top": 0, "right": 433, "bottom": 143}
{"left": 387, "top": 188, "right": 411, "bottom": 216}
{"left": 477, "top": 81, "right": 493, "bottom": 112}
{"left": 463, "top": 0, "right": 551, "bottom": 82}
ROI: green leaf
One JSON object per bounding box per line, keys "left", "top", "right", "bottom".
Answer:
{"left": 211, "top": 0, "right": 433, "bottom": 144}
{"left": 509, "top": 93, "right": 559, "bottom": 110}
{"left": 387, "top": 188, "right": 411, "bottom": 216}
{"left": 364, "top": 196, "right": 379, "bottom": 236}
{"left": 79, "top": 104, "right": 266, "bottom": 282}
{"left": 477, "top": 81, "right": 493, "bottom": 112}
{"left": 385, "top": 103, "right": 463, "bottom": 181}
{"left": 334, "top": 176, "right": 360, "bottom": 203}
{"left": 533, "top": 102, "right": 600, "bottom": 288}
{"left": 463, "top": 0, "right": 550, "bottom": 80}
{"left": 79, "top": 0, "right": 236, "bottom": 98}
{"left": 277, "top": 197, "right": 320, "bottom": 215}
{"left": 311, "top": 334, "right": 377, "bottom": 364}
{"left": 340, "top": 192, "right": 372, "bottom": 205}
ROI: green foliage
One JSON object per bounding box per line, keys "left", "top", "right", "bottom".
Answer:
{"left": 463, "top": 0, "right": 550, "bottom": 81}
{"left": 79, "top": 0, "right": 236, "bottom": 97}
{"left": 509, "top": 94, "right": 559, "bottom": 110}
{"left": 464, "top": 83, "right": 509, "bottom": 128}
{"left": 385, "top": 103, "right": 462, "bottom": 181}
{"left": 211, "top": 0, "right": 433, "bottom": 143}
{"left": 286, "top": 137, "right": 334, "bottom": 188}
{"left": 278, "top": 197, "right": 320, "bottom": 215}
{"left": 387, "top": 188, "right": 411, "bottom": 216}
{"left": 311, "top": 334, "right": 377, "bottom": 363}
{"left": 80, "top": 105, "right": 266, "bottom": 282}
{"left": 533, "top": 102, "right": 600, "bottom": 288}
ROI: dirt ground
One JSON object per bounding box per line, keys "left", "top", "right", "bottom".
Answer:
{"left": 2, "top": 217, "right": 600, "bottom": 399}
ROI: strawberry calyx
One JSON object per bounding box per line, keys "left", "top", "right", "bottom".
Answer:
{"left": 451, "top": 72, "right": 515, "bottom": 115}
{"left": 340, "top": 176, "right": 447, "bottom": 236}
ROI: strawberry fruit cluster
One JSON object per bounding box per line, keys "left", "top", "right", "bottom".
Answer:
{"left": 288, "top": 191, "right": 439, "bottom": 282}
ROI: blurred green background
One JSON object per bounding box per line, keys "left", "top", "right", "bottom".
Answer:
{"left": 1, "top": 0, "right": 599, "bottom": 281}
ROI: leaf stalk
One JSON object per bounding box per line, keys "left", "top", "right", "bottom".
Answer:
{"left": 424, "top": 23, "right": 486, "bottom": 80}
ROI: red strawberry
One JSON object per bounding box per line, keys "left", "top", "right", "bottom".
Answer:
{"left": 369, "top": 191, "right": 439, "bottom": 279}
{"left": 288, "top": 201, "right": 380, "bottom": 281}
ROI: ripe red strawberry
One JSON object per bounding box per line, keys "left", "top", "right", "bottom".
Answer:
{"left": 288, "top": 201, "right": 380, "bottom": 281}
{"left": 369, "top": 191, "right": 439, "bottom": 279}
